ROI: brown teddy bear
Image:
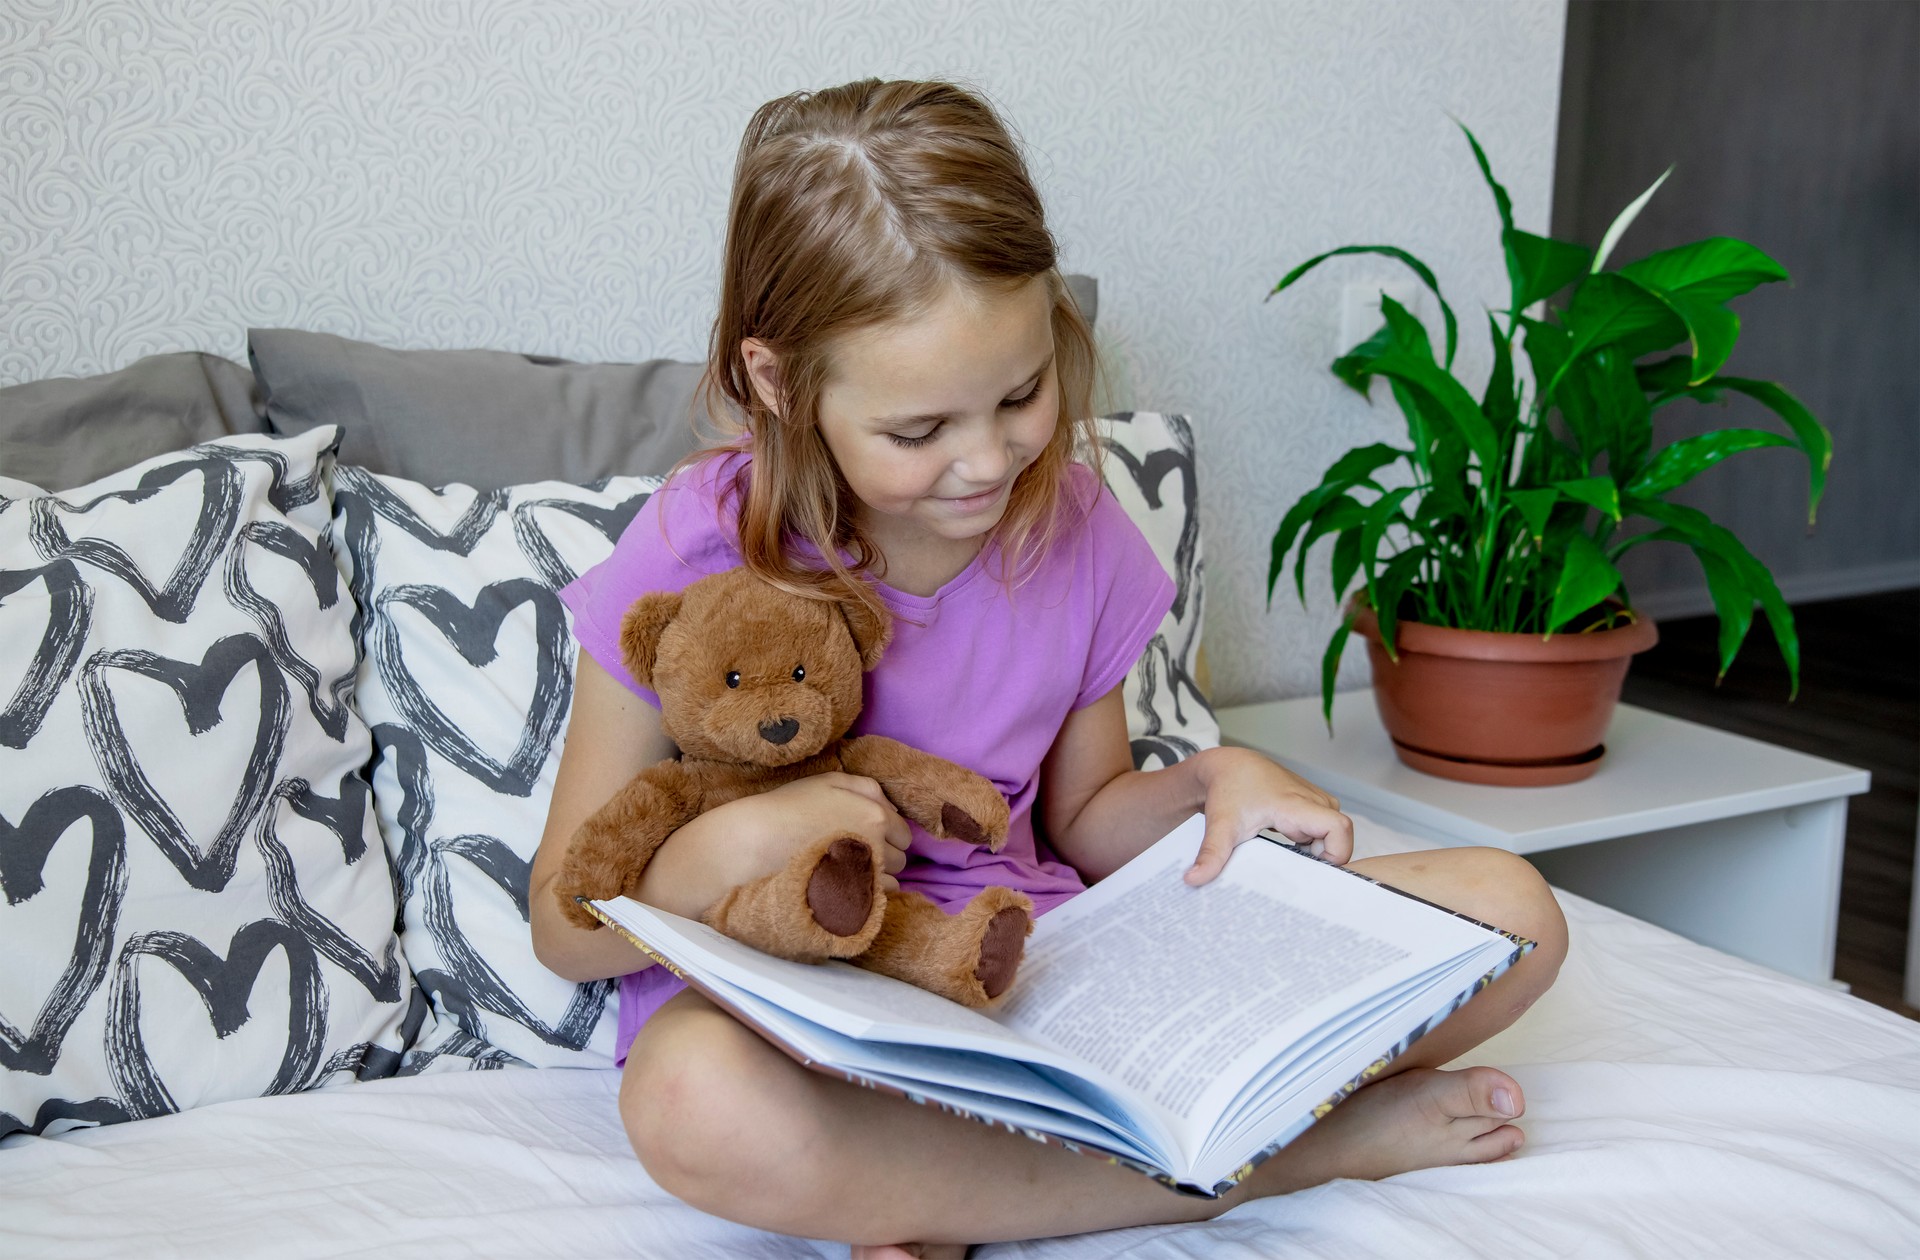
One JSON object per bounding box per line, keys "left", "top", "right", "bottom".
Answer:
{"left": 555, "top": 566, "right": 1032, "bottom": 1007}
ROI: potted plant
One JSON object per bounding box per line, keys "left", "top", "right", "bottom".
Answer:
{"left": 1267, "top": 126, "right": 1832, "bottom": 786}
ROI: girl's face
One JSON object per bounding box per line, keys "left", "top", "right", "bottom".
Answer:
{"left": 807, "top": 276, "right": 1058, "bottom": 553}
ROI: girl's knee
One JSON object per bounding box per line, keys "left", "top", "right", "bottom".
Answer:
{"left": 1465, "top": 848, "right": 1568, "bottom": 990}
{"left": 619, "top": 1004, "right": 830, "bottom": 1217}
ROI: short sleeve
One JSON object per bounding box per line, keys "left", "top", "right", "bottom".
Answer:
{"left": 558, "top": 450, "right": 746, "bottom": 704}
{"left": 1072, "top": 468, "right": 1176, "bottom": 709}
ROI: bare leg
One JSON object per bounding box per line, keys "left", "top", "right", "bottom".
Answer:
{"left": 619, "top": 846, "right": 1565, "bottom": 1251}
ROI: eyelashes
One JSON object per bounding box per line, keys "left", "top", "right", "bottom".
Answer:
{"left": 886, "top": 380, "right": 1047, "bottom": 449}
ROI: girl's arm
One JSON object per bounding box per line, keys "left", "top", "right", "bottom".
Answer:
{"left": 1039, "top": 685, "right": 1353, "bottom": 885}
{"left": 530, "top": 652, "right": 912, "bottom": 983}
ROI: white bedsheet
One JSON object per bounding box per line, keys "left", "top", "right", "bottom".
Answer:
{"left": 5, "top": 817, "right": 1919, "bottom": 1259}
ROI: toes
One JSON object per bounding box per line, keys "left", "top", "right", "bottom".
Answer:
{"left": 1462, "top": 1122, "right": 1526, "bottom": 1163}
{"left": 1441, "top": 1065, "right": 1524, "bottom": 1123}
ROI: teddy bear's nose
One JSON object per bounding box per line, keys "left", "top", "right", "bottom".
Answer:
{"left": 759, "top": 717, "right": 800, "bottom": 746}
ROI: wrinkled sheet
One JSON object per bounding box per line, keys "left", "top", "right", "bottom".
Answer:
{"left": 4, "top": 817, "right": 1918, "bottom": 1259}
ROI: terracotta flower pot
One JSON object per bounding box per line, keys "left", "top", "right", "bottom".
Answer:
{"left": 1352, "top": 604, "right": 1659, "bottom": 786}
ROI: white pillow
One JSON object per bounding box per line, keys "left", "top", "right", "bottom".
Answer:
{"left": 332, "top": 468, "right": 663, "bottom": 1070}
{"left": 1100, "top": 412, "right": 1219, "bottom": 767}
{"left": 0, "top": 428, "right": 411, "bottom": 1137}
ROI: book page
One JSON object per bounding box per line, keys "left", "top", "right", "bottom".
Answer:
{"left": 994, "top": 817, "right": 1497, "bottom": 1133}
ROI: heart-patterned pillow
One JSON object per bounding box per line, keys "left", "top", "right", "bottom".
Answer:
{"left": 1099, "top": 413, "right": 1219, "bottom": 768}
{"left": 331, "top": 468, "right": 661, "bottom": 1070}
{"left": 0, "top": 428, "right": 414, "bottom": 1138}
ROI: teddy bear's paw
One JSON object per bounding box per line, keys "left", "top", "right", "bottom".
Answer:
{"left": 807, "top": 837, "right": 879, "bottom": 937}
{"left": 556, "top": 883, "right": 607, "bottom": 931}
{"left": 972, "top": 904, "right": 1030, "bottom": 1000}
{"left": 935, "top": 782, "right": 1011, "bottom": 852}
{"left": 703, "top": 833, "right": 887, "bottom": 962}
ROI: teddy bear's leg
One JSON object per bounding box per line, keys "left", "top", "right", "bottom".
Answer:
{"left": 701, "top": 833, "right": 888, "bottom": 962}
{"left": 851, "top": 887, "right": 1033, "bottom": 1008}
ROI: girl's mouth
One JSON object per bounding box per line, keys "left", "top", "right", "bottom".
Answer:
{"left": 937, "top": 480, "right": 1008, "bottom": 515}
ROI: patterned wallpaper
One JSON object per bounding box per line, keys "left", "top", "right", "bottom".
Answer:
{"left": 0, "top": 0, "right": 1566, "bottom": 704}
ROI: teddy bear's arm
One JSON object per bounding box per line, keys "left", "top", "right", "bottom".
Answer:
{"left": 837, "top": 734, "right": 1011, "bottom": 852}
{"left": 553, "top": 761, "right": 707, "bottom": 930}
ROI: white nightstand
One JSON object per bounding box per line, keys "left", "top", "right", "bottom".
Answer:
{"left": 1218, "top": 689, "right": 1872, "bottom": 985}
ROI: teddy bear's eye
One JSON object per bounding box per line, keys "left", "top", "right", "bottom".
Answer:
{"left": 791, "top": 665, "right": 805, "bottom": 683}
{"left": 725, "top": 671, "right": 740, "bottom": 689}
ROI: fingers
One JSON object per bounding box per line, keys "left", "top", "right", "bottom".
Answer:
{"left": 1185, "top": 816, "right": 1239, "bottom": 886}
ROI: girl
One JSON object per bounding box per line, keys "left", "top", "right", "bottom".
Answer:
{"left": 530, "top": 79, "right": 1566, "bottom": 1258}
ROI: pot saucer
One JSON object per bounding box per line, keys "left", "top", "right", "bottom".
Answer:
{"left": 1390, "top": 738, "right": 1606, "bottom": 787}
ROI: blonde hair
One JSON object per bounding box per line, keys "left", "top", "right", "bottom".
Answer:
{"left": 692, "top": 78, "right": 1102, "bottom": 612}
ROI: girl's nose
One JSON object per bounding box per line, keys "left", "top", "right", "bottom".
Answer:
{"left": 955, "top": 419, "right": 1015, "bottom": 485}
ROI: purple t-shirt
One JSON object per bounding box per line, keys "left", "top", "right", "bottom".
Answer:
{"left": 558, "top": 448, "right": 1173, "bottom": 1061}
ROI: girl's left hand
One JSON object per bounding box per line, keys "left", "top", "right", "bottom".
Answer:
{"left": 1184, "top": 746, "right": 1354, "bottom": 885}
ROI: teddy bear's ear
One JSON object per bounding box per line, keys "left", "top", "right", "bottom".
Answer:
{"left": 619, "top": 591, "right": 682, "bottom": 691}
{"left": 838, "top": 589, "right": 893, "bottom": 671}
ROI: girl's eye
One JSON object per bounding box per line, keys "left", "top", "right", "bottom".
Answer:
{"left": 887, "top": 425, "right": 939, "bottom": 449}
{"left": 791, "top": 665, "right": 806, "bottom": 682}
{"left": 1002, "top": 379, "right": 1045, "bottom": 410}
{"left": 725, "top": 671, "right": 740, "bottom": 689}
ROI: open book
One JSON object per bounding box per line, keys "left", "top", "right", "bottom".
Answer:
{"left": 588, "top": 816, "right": 1531, "bottom": 1198}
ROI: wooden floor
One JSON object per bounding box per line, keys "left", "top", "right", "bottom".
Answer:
{"left": 1621, "top": 587, "right": 1918, "bottom": 1019}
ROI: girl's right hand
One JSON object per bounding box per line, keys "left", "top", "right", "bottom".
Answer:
{"left": 640, "top": 773, "right": 913, "bottom": 914}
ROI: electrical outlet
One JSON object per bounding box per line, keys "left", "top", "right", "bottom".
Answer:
{"left": 1337, "top": 280, "right": 1423, "bottom": 357}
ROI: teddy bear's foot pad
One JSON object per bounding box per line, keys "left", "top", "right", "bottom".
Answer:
{"left": 807, "top": 837, "right": 877, "bottom": 936}
{"left": 940, "top": 803, "right": 986, "bottom": 846}
{"left": 973, "top": 907, "right": 1028, "bottom": 999}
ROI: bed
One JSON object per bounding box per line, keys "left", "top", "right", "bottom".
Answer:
{"left": 3, "top": 320, "right": 1918, "bottom": 1258}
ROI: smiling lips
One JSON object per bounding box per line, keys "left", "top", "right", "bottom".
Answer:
{"left": 937, "top": 480, "right": 1008, "bottom": 516}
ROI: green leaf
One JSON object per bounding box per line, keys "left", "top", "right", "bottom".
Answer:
{"left": 1293, "top": 493, "right": 1370, "bottom": 605}
{"left": 1365, "top": 297, "right": 1501, "bottom": 470}
{"left": 1557, "top": 273, "right": 1686, "bottom": 387}
{"left": 1626, "top": 498, "right": 1801, "bottom": 695}
{"left": 1642, "top": 529, "right": 1754, "bottom": 680}
{"left": 1371, "top": 548, "right": 1428, "bottom": 656}
{"left": 1716, "top": 378, "right": 1834, "bottom": 522}
{"left": 1552, "top": 475, "right": 1622, "bottom": 520}
{"left": 1592, "top": 166, "right": 1671, "bottom": 273}
{"left": 1266, "top": 443, "right": 1406, "bottom": 601}
{"left": 1330, "top": 528, "right": 1365, "bottom": 605}
{"left": 1620, "top": 237, "right": 1790, "bottom": 305}
{"left": 1547, "top": 532, "right": 1623, "bottom": 633}
{"left": 1506, "top": 230, "right": 1593, "bottom": 312}
{"left": 1358, "top": 487, "right": 1416, "bottom": 608}
{"left": 1320, "top": 611, "right": 1356, "bottom": 727}
{"left": 1481, "top": 312, "right": 1519, "bottom": 436}
{"left": 1458, "top": 122, "right": 1515, "bottom": 234}
{"left": 1507, "top": 487, "right": 1559, "bottom": 542}
{"left": 1269, "top": 244, "right": 1460, "bottom": 367}
{"left": 1628, "top": 430, "right": 1798, "bottom": 499}
{"left": 1332, "top": 322, "right": 1393, "bottom": 393}
{"left": 1584, "top": 348, "right": 1653, "bottom": 480}
{"left": 1656, "top": 286, "right": 1741, "bottom": 383}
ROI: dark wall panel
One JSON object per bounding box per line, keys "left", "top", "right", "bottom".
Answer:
{"left": 1555, "top": 0, "right": 1919, "bottom": 613}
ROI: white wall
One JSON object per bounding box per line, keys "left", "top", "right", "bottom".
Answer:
{"left": 0, "top": 0, "right": 1566, "bottom": 704}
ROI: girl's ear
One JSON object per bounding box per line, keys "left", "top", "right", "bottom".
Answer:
{"left": 620, "top": 592, "right": 682, "bottom": 691}
{"left": 740, "top": 337, "right": 784, "bottom": 416}
{"left": 838, "top": 592, "right": 893, "bottom": 671}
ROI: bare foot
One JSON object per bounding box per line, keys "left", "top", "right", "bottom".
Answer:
{"left": 850, "top": 1245, "right": 967, "bottom": 1259}
{"left": 1245, "top": 1066, "right": 1525, "bottom": 1197}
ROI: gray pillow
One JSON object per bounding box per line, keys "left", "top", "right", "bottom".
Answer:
{"left": 250, "top": 330, "right": 707, "bottom": 490}
{"left": 249, "top": 275, "right": 1096, "bottom": 491}
{"left": 0, "top": 353, "right": 266, "bottom": 492}
{"left": 1064, "top": 273, "right": 1098, "bottom": 330}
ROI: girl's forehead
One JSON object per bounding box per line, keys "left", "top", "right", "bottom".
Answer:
{"left": 825, "top": 277, "right": 1053, "bottom": 402}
